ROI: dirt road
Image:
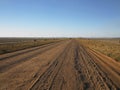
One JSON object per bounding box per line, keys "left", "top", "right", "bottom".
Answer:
{"left": 0, "top": 39, "right": 120, "bottom": 90}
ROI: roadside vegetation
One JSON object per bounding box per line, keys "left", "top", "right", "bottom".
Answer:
{"left": 79, "top": 38, "right": 120, "bottom": 61}
{"left": 0, "top": 38, "right": 62, "bottom": 54}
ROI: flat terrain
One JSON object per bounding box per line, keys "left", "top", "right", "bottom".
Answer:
{"left": 0, "top": 39, "right": 120, "bottom": 90}
{"left": 0, "top": 38, "right": 62, "bottom": 54}
{"left": 79, "top": 38, "right": 120, "bottom": 61}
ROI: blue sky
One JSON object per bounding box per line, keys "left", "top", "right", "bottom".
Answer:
{"left": 0, "top": 0, "right": 120, "bottom": 37}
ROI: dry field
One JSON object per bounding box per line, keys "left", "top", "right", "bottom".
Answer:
{"left": 79, "top": 38, "right": 120, "bottom": 61}
{"left": 0, "top": 38, "right": 62, "bottom": 54}
{"left": 0, "top": 39, "right": 120, "bottom": 90}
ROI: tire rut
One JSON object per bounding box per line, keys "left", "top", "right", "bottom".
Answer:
{"left": 0, "top": 42, "right": 59, "bottom": 61}
{"left": 30, "top": 41, "right": 72, "bottom": 90}
{"left": 0, "top": 39, "right": 119, "bottom": 90}
{"left": 87, "top": 49, "right": 120, "bottom": 89}
{"left": 0, "top": 41, "right": 63, "bottom": 73}
{"left": 74, "top": 42, "right": 117, "bottom": 90}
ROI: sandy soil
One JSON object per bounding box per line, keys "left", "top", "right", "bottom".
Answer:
{"left": 0, "top": 39, "right": 120, "bottom": 90}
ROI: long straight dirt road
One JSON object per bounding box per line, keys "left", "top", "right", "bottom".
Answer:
{"left": 0, "top": 39, "right": 120, "bottom": 90}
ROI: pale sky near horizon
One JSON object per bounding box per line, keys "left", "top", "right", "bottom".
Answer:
{"left": 0, "top": 0, "right": 120, "bottom": 37}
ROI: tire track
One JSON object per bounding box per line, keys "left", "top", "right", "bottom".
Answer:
{"left": 0, "top": 39, "right": 120, "bottom": 90}
{"left": 74, "top": 43, "right": 94, "bottom": 90}
{"left": 0, "top": 41, "right": 59, "bottom": 61}
{"left": 49, "top": 41, "right": 76, "bottom": 90}
{"left": 74, "top": 42, "right": 117, "bottom": 90}
{"left": 89, "top": 49, "right": 120, "bottom": 75}
{"left": 0, "top": 41, "right": 64, "bottom": 73}
{"left": 87, "top": 49, "right": 120, "bottom": 89}
{"left": 30, "top": 41, "right": 72, "bottom": 90}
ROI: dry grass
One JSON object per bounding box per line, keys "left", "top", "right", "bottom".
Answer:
{"left": 79, "top": 38, "right": 120, "bottom": 61}
{"left": 0, "top": 38, "right": 62, "bottom": 54}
